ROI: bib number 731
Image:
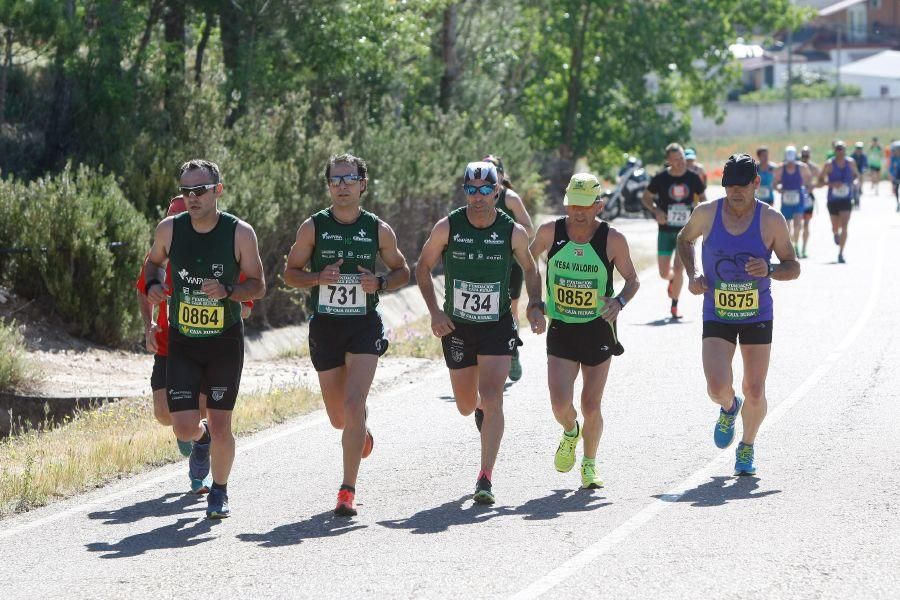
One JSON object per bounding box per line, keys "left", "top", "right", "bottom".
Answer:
{"left": 318, "top": 274, "right": 366, "bottom": 315}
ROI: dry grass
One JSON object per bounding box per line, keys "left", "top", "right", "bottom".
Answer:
{"left": 0, "top": 319, "right": 40, "bottom": 392}
{"left": 0, "top": 386, "right": 321, "bottom": 518}
{"left": 386, "top": 315, "right": 443, "bottom": 359}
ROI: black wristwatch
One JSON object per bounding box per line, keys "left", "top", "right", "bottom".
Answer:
{"left": 767, "top": 264, "right": 776, "bottom": 276}
{"left": 377, "top": 275, "right": 387, "bottom": 291}
{"left": 224, "top": 284, "right": 234, "bottom": 298}
{"left": 616, "top": 296, "right": 627, "bottom": 309}
{"left": 528, "top": 300, "right": 545, "bottom": 314}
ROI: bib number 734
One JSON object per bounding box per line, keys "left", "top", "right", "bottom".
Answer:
{"left": 452, "top": 280, "right": 501, "bottom": 322}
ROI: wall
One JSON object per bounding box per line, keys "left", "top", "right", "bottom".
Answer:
{"left": 677, "top": 96, "right": 900, "bottom": 139}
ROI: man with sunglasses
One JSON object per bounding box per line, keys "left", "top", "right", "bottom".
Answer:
{"left": 145, "top": 159, "right": 266, "bottom": 519}
{"left": 817, "top": 141, "right": 859, "bottom": 264}
{"left": 135, "top": 196, "right": 254, "bottom": 480}
{"left": 284, "top": 153, "right": 410, "bottom": 518}
{"left": 416, "top": 161, "right": 545, "bottom": 505}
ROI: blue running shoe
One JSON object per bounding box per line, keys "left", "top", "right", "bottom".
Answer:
{"left": 734, "top": 442, "right": 756, "bottom": 476}
{"left": 713, "top": 397, "right": 742, "bottom": 449}
{"left": 189, "top": 426, "right": 211, "bottom": 494}
{"left": 206, "top": 488, "right": 230, "bottom": 519}
{"left": 176, "top": 438, "right": 193, "bottom": 457}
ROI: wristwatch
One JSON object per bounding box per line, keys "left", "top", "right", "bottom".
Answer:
{"left": 616, "top": 296, "right": 627, "bottom": 309}
{"left": 224, "top": 284, "right": 234, "bottom": 298}
{"left": 528, "top": 300, "right": 545, "bottom": 313}
{"left": 767, "top": 264, "right": 776, "bottom": 276}
{"left": 377, "top": 275, "right": 387, "bottom": 291}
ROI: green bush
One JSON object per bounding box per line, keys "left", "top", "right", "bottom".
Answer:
{"left": 0, "top": 165, "right": 149, "bottom": 345}
{"left": 740, "top": 82, "right": 862, "bottom": 103}
{"left": 0, "top": 319, "right": 37, "bottom": 392}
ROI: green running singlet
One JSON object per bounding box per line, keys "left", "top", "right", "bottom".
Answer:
{"left": 545, "top": 217, "right": 613, "bottom": 323}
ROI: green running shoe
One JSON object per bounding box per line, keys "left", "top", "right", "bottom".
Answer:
{"left": 509, "top": 350, "right": 522, "bottom": 382}
{"left": 554, "top": 421, "right": 581, "bottom": 473}
{"left": 473, "top": 475, "right": 495, "bottom": 505}
{"left": 581, "top": 461, "right": 604, "bottom": 489}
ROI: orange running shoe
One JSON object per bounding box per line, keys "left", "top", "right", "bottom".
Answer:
{"left": 334, "top": 487, "right": 357, "bottom": 517}
{"left": 361, "top": 428, "right": 374, "bottom": 459}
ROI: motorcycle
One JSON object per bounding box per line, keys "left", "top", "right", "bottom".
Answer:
{"left": 600, "top": 156, "right": 652, "bottom": 221}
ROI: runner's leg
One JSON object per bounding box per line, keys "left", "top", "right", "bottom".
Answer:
{"left": 548, "top": 355, "right": 579, "bottom": 432}
{"left": 340, "top": 353, "right": 378, "bottom": 488}
{"left": 839, "top": 210, "right": 851, "bottom": 255}
{"left": 476, "top": 354, "right": 510, "bottom": 473}
{"left": 318, "top": 365, "right": 348, "bottom": 429}
{"left": 152, "top": 389, "right": 172, "bottom": 426}
{"left": 580, "top": 359, "right": 612, "bottom": 459}
{"left": 738, "top": 343, "right": 770, "bottom": 446}
{"left": 448, "top": 366, "right": 479, "bottom": 417}
{"left": 206, "top": 409, "right": 234, "bottom": 485}
{"left": 702, "top": 337, "right": 738, "bottom": 411}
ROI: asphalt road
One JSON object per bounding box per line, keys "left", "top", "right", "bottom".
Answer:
{"left": 2, "top": 188, "right": 898, "bottom": 599}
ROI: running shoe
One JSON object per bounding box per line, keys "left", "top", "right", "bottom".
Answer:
{"left": 473, "top": 475, "right": 495, "bottom": 505}
{"left": 176, "top": 438, "right": 193, "bottom": 457}
{"left": 334, "top": 488, "right": 357, "bottom": 517}
{"left": 509, "top": 351, "right": 523, "bottom": 382}
{"left": 800, "top": 249, "right": 808, "bottom": 259}
{"left": 838, "top": 253, "right": 846, "bottom": 264}
{"left": 670, "top": 305, "right": 681, "bottom": 319}
{"left": 713, "top": 397, "right": 742, "bottom": 449}
{"left": 833, "top": 232, "right": 840, "bottom": 246}
{"left": 474, "top": 408, "right": 484, "bottom": 433}
{"left": 362, "top": 428, "right": 374, "bottom": 459}
{"left": 554, "top": 421, "right": 581, "bottom": 472}
{"left": 206, "top": 487, "right": 230, "bottom": 519}
{"left": 189, "top": 424, "right": 212, "bottom": 494}
{"left": 581, "top": 461, "right": 604, "bottom": 489}
{"left": 734, "top": 442, "right": 756, "bottom": 476}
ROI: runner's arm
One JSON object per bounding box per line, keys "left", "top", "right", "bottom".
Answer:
{"left": 676, "top": 203, "right": 713, "bottom": 281}
{"left": 773, "top": 167, "right": 783, "bottom": 191}
{"left": 607, "top": 228, "right": 640, "bottom": 304}
{"left": 283, "top": 218, "right": 321, "bottom": 289}
{"left": 415, "top": 218, "right": 450, "bottom": 317}
{"left": 145, "top": 218, "right": 173, "bottom": 303}
{"left": 800, "top": 164, "right": 812, "bottom": 188}
{"left": 215, "top": 222, "right": 266, "bottom": 302}
{"left": 528, "top": 221, "right": 554, "bottom": 263}
{"left": 641, "top": 188, "right": 660, "bottom": 215}
{"left": 512, "top": 224, "right": 541, "bottom": 304}
{"left": 504, "top": 190, "right": 535, "bottom": 238}
{"left": 375, "top": 221, "right": 411, "bottom": 291}
{"left": 764, "top": 210, "right": 800, "bottom": 281}
{"left": 818, "top": 162, "right": 831, "bottom": 187}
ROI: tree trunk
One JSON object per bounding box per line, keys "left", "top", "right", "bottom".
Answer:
{"left": 163, "top": 0, "right": 186, "bottom": 131}
{"left": 42, "top": 0, "right": 77, "bottom": 170}
{"left": 220, "top": 1, "right": 244, "bottom": 126}
{"left": 130, "top": 0, "right": 164, "bottom": 78}
{"left": 0, "top": 29, "right": 12, "bottom": 125}
{"left": 439, "top": 4, "right": 459, "bottom": 112}
{"left": 194, "top": 10, "right": 214, "bottom": 87}
{"left": 561, "top": 3, "right": 591, "bottom": 159}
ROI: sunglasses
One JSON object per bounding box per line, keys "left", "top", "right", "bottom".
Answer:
{"left": 463, "top": 184, "right": 496, "bottom": 196}
{"left": 179, "top": 183, "right": 217, "bottom": 197}
{"left": 328, "top": 174, "right": 364, "bottom": 186}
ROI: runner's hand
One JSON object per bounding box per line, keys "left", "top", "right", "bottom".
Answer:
{"left": 430, "top": 310, "right": 455, "bottom": 338}
{"left": 688, "top": 274, "right": 708, "bottom": 295}
{"left": 598, "top": 297, "right": 621, "bottom": 323}
{"left": 655, "top": 209, "right": 667, "bottom": 226}
{"left": 357, "top": 265, "right": 378, "bottom": 294}
{"left": 241, "top": 304, "right": 252, "bottom": 319}
{"left": 744, "top": 258, "right": 769, "bottom": 278}
{"left": 146, "top": 282, "right": 169, "bottom": 304}
{"left": 527, "top": 306, "right": 546, "bottom": 334}
{"left": 318, "top": 259, "right": 343, "bottom": 285}
{"left": 202, "top": 279, "right": 227, "bottom": 300}
{"left": 145, "top": 323, "right": 159, "bottom": 354}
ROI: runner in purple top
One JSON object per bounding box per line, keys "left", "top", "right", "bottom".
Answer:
{"left": 676, "top": 154, "right": 800, "bottom": 476}
{"left": 817, "top": 140, "right": 859, "bottom": 264}
{"left": 773, "top": 145, "right": 812, "bottom": 257}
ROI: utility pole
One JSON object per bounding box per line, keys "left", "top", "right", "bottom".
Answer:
{"left": 786, "top": 28, "right": 793, "bottom": 133}
{"left": 834, "top": 25, "right": 842, "bottom": 131}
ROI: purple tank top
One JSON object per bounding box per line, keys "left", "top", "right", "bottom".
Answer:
{"left": 780, "top": 164, "right": 805, "bottom": 206}
{"left": 702, "top": 199, "right": 773, "bottom": 323}
{"left": 827, "top": 160, "right": 853, "bottom": 202}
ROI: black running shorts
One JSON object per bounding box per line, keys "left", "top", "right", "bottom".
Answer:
{"left": 547, "top": 317, "right": 624, "bottom": 366}
{"left": 441, "top": 311, "right": 519, "bottom": 370}
{"left": 702, "top": 320, "right": 773, "bottom": 345}
{"left": 167, "top": 322, "right": 244, "bottom": 412}
{"left": 308, "top": 311, "right": 389, "bottom": 372}
{"left": 152, "top": 355, "right": 210, "bottom": 396}
{"left": 827, "top": 199, "right": 852, "bottom": 215}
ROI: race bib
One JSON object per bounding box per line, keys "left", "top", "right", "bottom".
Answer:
{"left": 667, "top": 204, "right": 691, "bottom": 227}
{"left": 452, "top": 279, "right": 500, "bottom": 322}
{"left": 552, "top": 275, "right": 600, "bottom": 319}
{"left": 714, "top": 280, "right": 759, "bottom": 321}
{"left": 832, "top": 184, "right": 850, "bottom": 198}
{"left": 178, "top": 302, "right": 224, "bottom": 331}
{"left": 756, "top": 186, "right": 772, "bottom": 200}
{"left": 318, "top": 274, "right": 366, "bottom": 315}
{"left": 782, "top": 190, "right": 801, "bottom": 206}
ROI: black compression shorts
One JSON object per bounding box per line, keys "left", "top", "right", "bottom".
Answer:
{"left": 441, "top": 311, "right": 519, "bottom": 370}
{"left": 308, "top": 311, "right": 389, "bottom": 372}
{"left": 167, "top": 322, "right": 244, "bottom": 412}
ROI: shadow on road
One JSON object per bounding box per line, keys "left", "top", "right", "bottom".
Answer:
{"left": 378, "top": 488, "right": 611, "bottom": 534}
{"left": 85, "top": 517, "right": 220, "bottom": 558}
{"left": 87, "top": 492, "right": 206, "bottom": 525}
{"left": 236, "top": 511, "right": 367, "bottom": 547}
{"left": 654, "top": 476, "right": 781, "bottom": 508}
{"left": 641, "top": 317, "right": 692, "bottom": 327}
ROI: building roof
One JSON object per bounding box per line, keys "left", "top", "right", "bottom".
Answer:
{"left": 791, "top": 0, "right": 866, "bottom": 13}
{"left": 840, "top": 50, "right": 900, "bottom": 78}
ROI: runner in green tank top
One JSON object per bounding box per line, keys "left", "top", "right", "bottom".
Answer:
{"left": 530, "top": 172, "right": 640, "bottom": 489}
{"left": 284, "top": 153, "right": 410, "bottom": 517}
{"left": 145, "top": 159, "right": 266, "bottom": 519}
{"left": 417, "top": 161, "right": 545, "bottom": 506}
{"left": 483, "top": 155, "right": 535, "bottom": 383}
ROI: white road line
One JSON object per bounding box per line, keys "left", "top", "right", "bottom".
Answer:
{"left": 510, "top": 229, "right": 889, "bottom": 600}
{"left": 0, "top": 372, "right": 439, "bottom": 539}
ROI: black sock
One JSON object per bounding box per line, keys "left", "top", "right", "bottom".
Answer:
{"left": 340, "top": 484, "right": 356, "bottom": 493}
{"left": 197, "top": 422, "right": 211, "bottom": 445}
{"left": 211, "top": 481, "right": 227, "bottom": 493}
{"left": 671, "top": 298, "right": 678, "bottom": 308}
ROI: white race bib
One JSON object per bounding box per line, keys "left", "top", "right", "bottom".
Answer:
{"left": 318, "top": 274, "right": 366, "bottom": 315}
{"left": 833, "top": 184, "right": 850, "bottom": 198}
{"left": 452, "top": 280, "right": 501, "bottom": 322}
{"left": 667, "top": 204, "right": 691, "bottom": 227}
{"left": 756, "top": 186, "right": 772, "bottom": 200}
{"left": 782, "top": 190, "right": 801, "bottom": 206}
